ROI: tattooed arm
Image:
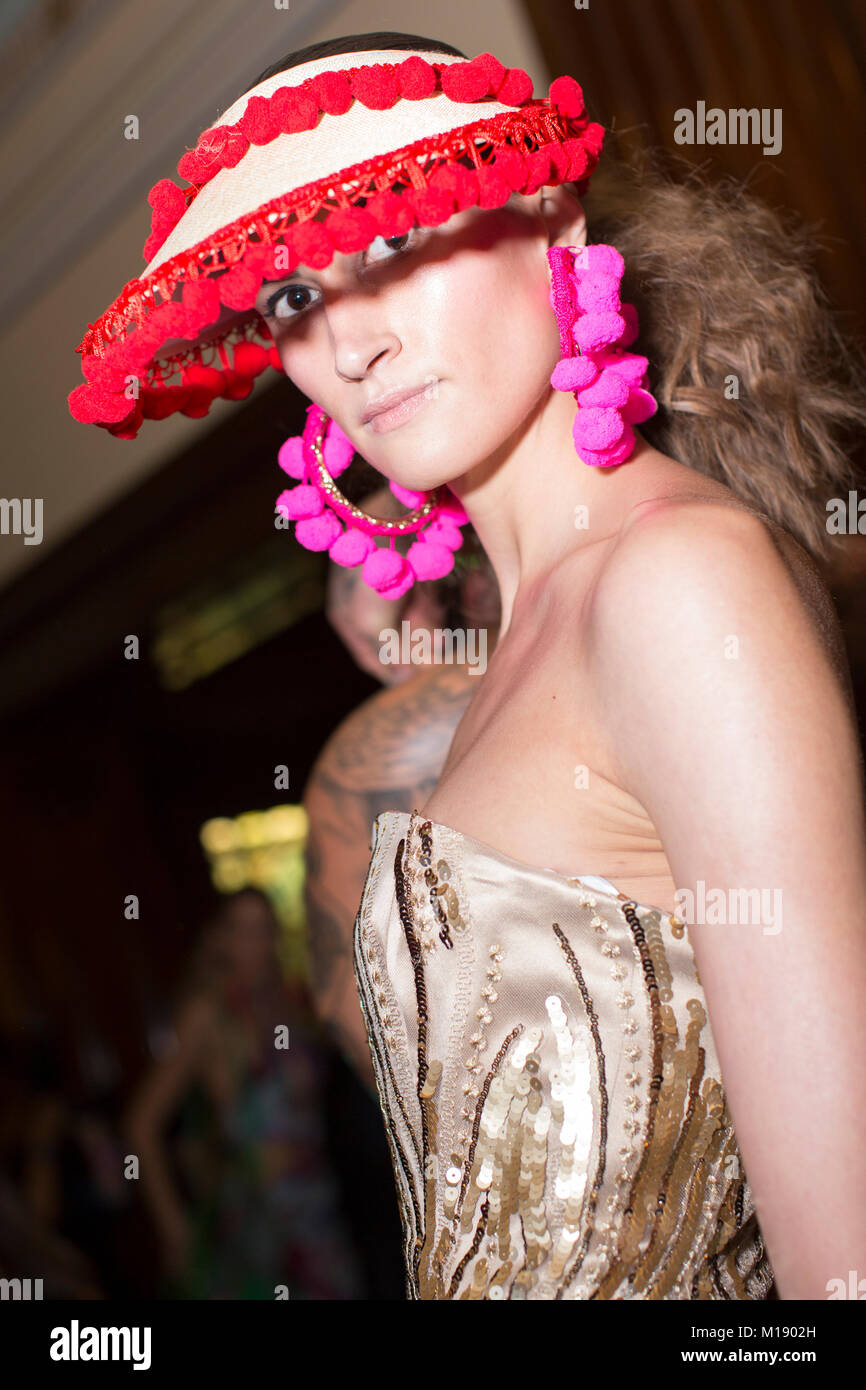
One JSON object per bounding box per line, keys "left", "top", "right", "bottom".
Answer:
{"left": 303, "top": 663, "right": 482, "bottom": 1097}
{"left": 324, "top": 484, "right": 416, "bottom": 685}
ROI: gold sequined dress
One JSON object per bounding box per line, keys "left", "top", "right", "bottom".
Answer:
{"left": 353, "top": 809, "right": 776, "bottom": 1300}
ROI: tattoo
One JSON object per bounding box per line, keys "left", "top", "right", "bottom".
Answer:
{"left": 303, "top": 666, "right": 477, "bottom": 1003}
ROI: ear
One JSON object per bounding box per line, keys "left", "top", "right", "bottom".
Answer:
{"left": 540, "top": 184, "right": 587, "bottom": 251}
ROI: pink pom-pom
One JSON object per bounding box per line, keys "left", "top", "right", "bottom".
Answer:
{"left": 617, "top": 303, "right": 639, "bottom": 347}
{"left": 329, "top": 527, "right": 376, "bottom": 566}
{"left": 439, "top": 490, "right": 469, "bottom": 525}
{"left": 389, "top": 481, "right": 428, "bottom": 507}
{"left": 280, "top": 484, "right": 323, "bottom": 520}
{"left": 379, "top": 570, "right": 416, "bottom": 600}
{"left": 575, "top": 271, "right": 621, "bottom": 315}
{"left": 295, "top": 512, "right": 342, "bottom": 550}
{"left": 578, "top": 423, "right": 636, "bottom": 468}
{"left": 549, "top": 74, "right": 585, "bottom": 118}
{"left": 362, "top": 547, "right": 409, "bottom": 593}
{"left": 278, "top": 435, "right": 306, "bottom": 479}
{"left": 322, "top": 419, "right": 355, "bottom": 477}
{"left": 622, "top": 386, "right": 658, "bottom": 424}
{"left": 423, "top": 519, "right": 463, "bottom": 551}
{"left": 396, "top": 56, "right": 437, "bottom": 100}
{"left": 327, "top": 206, "right": 378, "bottom": 253}
{"left": 406, "top": 539, "right": 455, "bottom": 581}
{"left": 573, "top": 406, "right": 626, "bottom": 451}
{"left": 595, "top": 350, "right": 648, "bottom": 385}
{"left": 574, "top": 311, "right": 626, "bottom": 354}
{"left": 575, "top": 244, "right": 625, "bottom": 279}
{"left": 576, "top": 369, "right": 630, "bottom": 409}
{"left": 551, "top": 357, "right": 597, "bottom": 392}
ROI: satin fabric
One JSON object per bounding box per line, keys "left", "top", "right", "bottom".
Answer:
{"left": 353, "top": 808, "right": 775, "bottom": 1300}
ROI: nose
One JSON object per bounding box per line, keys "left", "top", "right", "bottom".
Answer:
{"left": 325, "top": 285, "right": 402, "bottom": 382}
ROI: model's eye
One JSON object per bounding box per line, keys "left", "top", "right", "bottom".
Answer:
{"left": 362, "top": 231, "right": 414, "bottom": 266}
{"left": 264, "top": 283, "right": 317, "bottom": 322}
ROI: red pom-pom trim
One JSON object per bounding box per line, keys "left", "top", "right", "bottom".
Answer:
{"left": 308, "top": 70, "right": 352, "bottom": 115}
{"left": 233, "top": 341, "right": 270, "bottom": 376}
{"left": 496, "top": 68, "right": 533, "bottom": 106}
{"left": 474, "top": 52, "right": 507, "bottom": 93}
{"left": 349, "top": 63, "right": 401, "bottom": 110}
{"left": 476, "top": 165, "right": 511, "bottom": 208}
{"left": 237, "top": 95, "right": 281, "bottom": 145}
{"left": 396, "top": 56, "right": 437, "bottom": 100}
{"left": 429, "top": 163, "right": 479, "bottom": 210}
{"left": 218, "top": 262, "right": 263, "bottom": 311}
{"left": 327, "top": 205, "right": 379, "bottom": 252}
{"left": 365, "top": 190, "right": 415, "bottom": 237}
{"left": 288, "top": 220, "right": 334, "bottom": 270}
{"left": 407, "top": 186, "right": 454, "bottom": 227}
{"left": 440, "top": 59, "right": 491, "bottom": 103}
{"left": 549, "top": 75, "right": 585, "bottom": 118}
{"left": 271, "top": 87, "right": 320, "bottom": 134}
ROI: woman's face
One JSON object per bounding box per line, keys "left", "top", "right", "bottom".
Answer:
{"left": 255, "top": 191, "right": 583, "bottom": 492}
{"left": 218, "top": 895, "right": 276, "bottom": 979}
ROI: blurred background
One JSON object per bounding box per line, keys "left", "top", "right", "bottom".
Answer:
{"left": 0, "top": 0, "right": 864, "bottom": 1299}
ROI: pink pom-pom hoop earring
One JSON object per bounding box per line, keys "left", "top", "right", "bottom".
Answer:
{"left": 547, "top": 242, "right": 658, "bottom": 466}
{"left": 275, "top": 402, "right": 469, "bottom": 600}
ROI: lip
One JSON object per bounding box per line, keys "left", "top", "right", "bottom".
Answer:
{"left": 362, "top": 380, "right": 438, "bottom": 431}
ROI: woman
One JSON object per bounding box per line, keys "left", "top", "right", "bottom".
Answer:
{"left": 72, "top": 31, "right": 866, "bottom": 1300}
{"left": 124, "top": 889, "right": 361, "bottom": 1298}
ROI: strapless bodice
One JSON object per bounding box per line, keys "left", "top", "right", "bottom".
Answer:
{"left": 352, "top": 808, "right": 775, "bottom": 1300}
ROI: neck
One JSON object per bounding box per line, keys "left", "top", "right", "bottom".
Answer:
{"left": 448, "top": 385, "right": 658, "bottom": 637}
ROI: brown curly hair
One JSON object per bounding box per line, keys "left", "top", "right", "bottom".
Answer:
{"left": 580, "top": 135, "right": 866, "bottom": 565}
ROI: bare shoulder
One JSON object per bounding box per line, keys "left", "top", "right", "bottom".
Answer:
{"left": 588, "top": 493, "right": 853, "bottom": 706}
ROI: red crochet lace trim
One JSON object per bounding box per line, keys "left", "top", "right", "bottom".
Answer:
{"left": 69, "top": 71, "right": 602, "bottom": 438}
{"left": 142, "top": 55, "right": 585, "bottom": 262}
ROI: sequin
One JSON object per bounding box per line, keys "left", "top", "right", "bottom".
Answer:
{"left": 352, "top": 810, "right": 775, "bottom": 1301}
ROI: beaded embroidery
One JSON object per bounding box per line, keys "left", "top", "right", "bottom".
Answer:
{"left": 352, "top": 810, "right": 775, "bottom": 1299}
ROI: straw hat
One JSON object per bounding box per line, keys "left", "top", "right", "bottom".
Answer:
{"left": 69, "top": 45, "right": 603, "bottom": 440}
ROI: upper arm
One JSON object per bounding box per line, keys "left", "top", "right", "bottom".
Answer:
{"left": 589, "top": 503, "right": 866, "bottom": 1297}
{"left": 124, "top": 994, "right": 213, "bottom": 1137}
